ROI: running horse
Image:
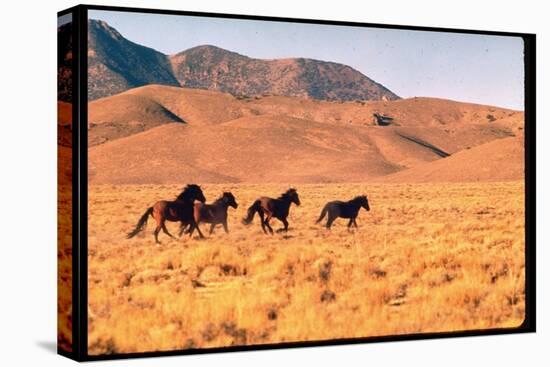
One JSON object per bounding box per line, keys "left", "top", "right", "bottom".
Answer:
{"left": 179, "top": 192, "right": 239, "bottom": 236}
{"left": 127, "top": 184, "right": 206, "bottom": 243}
{"left": 242, "top": 188, "right": 300, "bottom": 234}
{"left": 316, "top": 195, "right": 370, "bottom": 229}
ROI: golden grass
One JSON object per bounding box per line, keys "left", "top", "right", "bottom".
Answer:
{"left": 57, "top": 184, "right": 72, "bottom": 351}
{"left": 57, "top": 145, "right": 73, "bottom": 352}
{"left": 87, "top": 182, "right": 525, "bottom": 355}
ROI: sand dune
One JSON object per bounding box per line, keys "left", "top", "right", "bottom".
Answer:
{"left": 88, "top": 85, "right": 524, "bottom": 184}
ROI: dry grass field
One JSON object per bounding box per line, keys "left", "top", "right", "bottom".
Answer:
{"left": 57, "top": 101, "right": 72, "bottom": 352}
{"left": 87, "top": 181, "right": 525, "bottom": 355}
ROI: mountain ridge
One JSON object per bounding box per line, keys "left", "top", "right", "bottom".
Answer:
{"left": 86, "top": 19, "right": 399, "bottom": 102}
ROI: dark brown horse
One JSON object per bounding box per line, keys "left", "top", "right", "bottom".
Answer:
{"left": 316, "top": 195, "right": 370, "bottom": 229}
{"left": 179, "top": 192, "right": 238, "bottom": 236}
{"left": 242, "top": 188, "right": 300, "bottom": 234}
{"left": 127, "top": 184, "right": 206, "bottom": 243}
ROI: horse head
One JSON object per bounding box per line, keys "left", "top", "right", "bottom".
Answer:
{"left": 223, "top": 192, "right": 238, "bottom": 209}
{"left": 361, "top": 195, "right": 370, "bottom": 211}
{"left": 178, "top": 184, "right": 206, "bottom": 203}
{"left": 287, "top": 188, "right": 301, "bottom": 206}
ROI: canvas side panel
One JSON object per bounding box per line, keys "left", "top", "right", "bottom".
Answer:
{"left": 58, "top": 12, "right": 74, "bottom": 353}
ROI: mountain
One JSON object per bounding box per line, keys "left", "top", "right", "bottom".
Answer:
{"left": 88, "top": 85, "right": 524, "bottom": 184}
{"left": 88, "top": 20, "right": 179, "bottom": 100}
{"left": 86, "top": 19, "right": 399, "bottom": 102}
{"left": 58, "top": 22, "right": 73, "bottom": 102}
{"left": 168, "top": 45, "right": 399, "bottom": 102}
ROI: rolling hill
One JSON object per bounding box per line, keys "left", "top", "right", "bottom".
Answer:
{"left": 374, "top": 134, "right": 524, "bottom": 183}
{"left": 88, "top": 85, "right": 524, "bottom": 184}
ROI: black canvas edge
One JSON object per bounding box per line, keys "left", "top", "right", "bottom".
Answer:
{"left": 57, "top": 5, "right": 89, "bottom": 362}
{"left": 75, "top": 5, "right": 90, "bottom": 361}
{"left": 57, "top": 6, "right": 79, "bottom": 17}
{"left": 56, "top": 4, "right": 536, "bottom": 362}
{"left": 523, "top": 34, "right": 536, "bottom": 333}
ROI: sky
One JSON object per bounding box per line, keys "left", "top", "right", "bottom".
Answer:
{"left": 89, "top": 10, "right": 525, "bottom": 110}
{"left": 58, "top": 13, "right": 72, "bottom": 27}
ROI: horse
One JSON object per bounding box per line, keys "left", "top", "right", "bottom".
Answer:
{"left": 316, "top": 195, "right": 370, "bottom": 229}
{"left": 179, "top": 192, "right": 238, "bottom": 236}
{"left": 127, "top": 184, "right": 206, "bottom": 243}
{"left": 242, "top": 188, "right": 300, "bottom": 234}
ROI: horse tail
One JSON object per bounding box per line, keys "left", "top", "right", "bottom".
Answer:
{"left": 316, "top": 204, "right": 329, "bottom": 223}
{"left": 242, "top": 200, "right": 261, "bottom": 225}
{"left": 127, "top": 207, "right": 153, "bottom": 239}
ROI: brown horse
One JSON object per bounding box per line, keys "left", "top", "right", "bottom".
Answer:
{"left": 179, "top": 192, "right": 238, "bottom": 236}
{"left": 242, "top": 188, "right": 300, "bottom": 234}
{"left": 316, "top": 195, "right": 370, "bottom": 229}
{"left": 127, "top": 184, "right": 206, "bottom": 243}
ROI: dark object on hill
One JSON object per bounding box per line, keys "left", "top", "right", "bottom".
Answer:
{"left": 373, "top": 113, "right": 395, "bottom": 126}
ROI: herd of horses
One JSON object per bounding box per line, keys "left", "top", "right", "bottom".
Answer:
{"left": 127, "top": 184, "right": 371, "bottom": 243}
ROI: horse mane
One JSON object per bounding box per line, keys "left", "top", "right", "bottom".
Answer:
{"left": 213, "top": 195, "right": 226, "bottom": 204}
{"left": 279, "top": 188, "right": 297, "bottom": 200}
{"left": 351, "top": 195, "right": 366, "bottom": 203}
{"left": 176, "top": 184, "right": 201, "bottom": 201}
{"left": 214, "top": 192, "right": 233, "bottom": 205}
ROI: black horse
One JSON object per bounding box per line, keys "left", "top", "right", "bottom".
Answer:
{"left": 179, "top": 192, "right": 238, "bottom": 236}
{"left": 242, "top": 188, "right": 300, "bottom": 234}
{"left": 316, "top": 195, "right": 370, "bottom": 229}
{"left": 127, "top": 184, "right": 206, "bottom": 243}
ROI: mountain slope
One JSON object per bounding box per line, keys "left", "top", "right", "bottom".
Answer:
{"left": 168, "top": 45, "right": 399, "bottom": 102}
{"left": 87, "top": 19, "right": 399, "bottom": 102}
{"left": 88, "top": 20, "right": 179, "bottom": 100}
{"left": 58, "top": 22, "right": 73, "bottom": 102}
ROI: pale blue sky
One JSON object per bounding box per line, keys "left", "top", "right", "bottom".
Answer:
{"left": 90, "top": 10, "right": 524, "bottom": 110}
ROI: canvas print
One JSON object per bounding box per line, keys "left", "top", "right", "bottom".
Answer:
{"left": 57, "top": 12, "right": 73, "bottom": 353}
{"left": 61, "top": 7, "right": 530, "bottom": 357}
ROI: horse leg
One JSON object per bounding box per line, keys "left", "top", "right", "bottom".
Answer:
{"left": 187, "top": 223, "right": 195, "bottom": 237}
{"left": 353, "top": 217, "right": 358, "bottom": 228}
{"left": 222, "top": 219, "right": 229, "bottom": 234}
{"left": 347, "top": 218, "right": 353, "bottom": 229}
{"left": 191, "top": 221, "right": 205, "bottom": 239}
{"left": 178, "top": 223, "right": 188, "bottom": 237}
{"left": 162, "top": 222, "right": 175, "bottom": 238}
{"left": 209, "top": 223, "right": 216, "bottom": 235}
{"left": 326, "top": 214, "right": 336, "bottom": 229}
{"left": 264, "top": 215, "right": 274, "bottom": 235}
{"left": 153, "top": 214, "right": 162, "bottom": 243}
{"left": 259, "top": 211, "right": 268, "bottom": 234}
{"left": 154, "top": 226, "right": 161, "bottom": 244}
{"left": 196, "top": 225, "right": 206, "bottom": 239}
{"left": 278, "top": 217, "right": 289, "bottom": 232}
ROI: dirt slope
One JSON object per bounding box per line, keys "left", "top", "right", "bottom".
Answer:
{"left": 375, "top": 135, "right": 524, "bottom": 183}
{"left": 89, "top": 115, "right": 403, "bottom": 184}
{"left": 88, "top": 85, "right": 524, "bottom": 184}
